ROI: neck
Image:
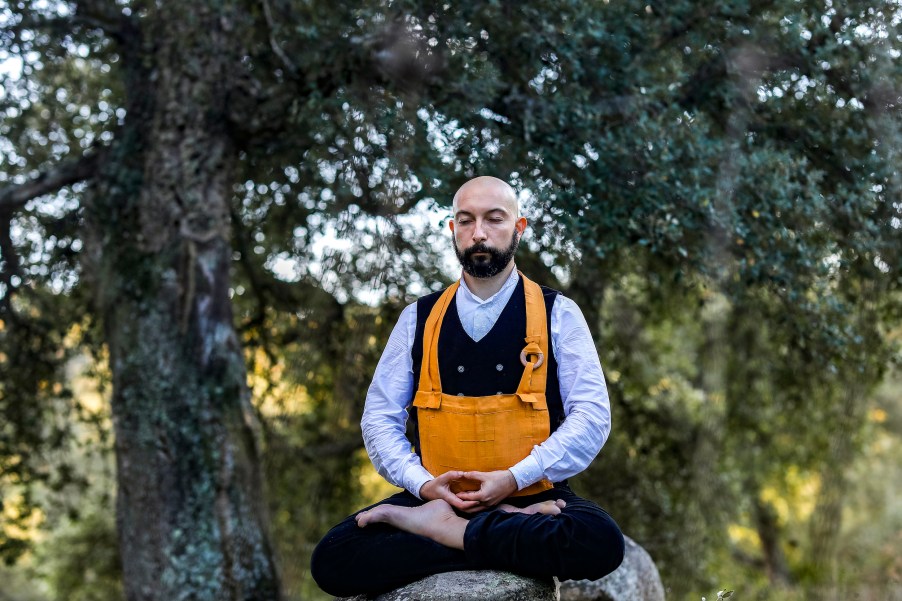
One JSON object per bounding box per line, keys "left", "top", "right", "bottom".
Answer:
{"left": 461, "top": 262, "right": 516, "bottom": 300}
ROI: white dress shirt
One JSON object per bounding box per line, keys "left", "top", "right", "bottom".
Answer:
{"left": 361, "top": 268, "right": 611, "bottom": 498}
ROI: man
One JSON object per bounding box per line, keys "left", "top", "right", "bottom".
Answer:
{"left": 311, "top": 176, "right": 624, "bottom": 597}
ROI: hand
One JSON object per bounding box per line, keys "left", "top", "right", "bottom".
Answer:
{"left": 419, "top": 471, "right": 480, "bottom": 512}
{"left": 454, "top": 470, "right": 519, "bottom": 513}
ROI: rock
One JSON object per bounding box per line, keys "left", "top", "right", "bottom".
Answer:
{"left": 559, "top": 536, "right": 665, "bottom": 601}
{"left": 336, "top": 570, "right": 557, "bottom": 601}
{"left": 335, "top": 536, "right": 662, "bottom": 601}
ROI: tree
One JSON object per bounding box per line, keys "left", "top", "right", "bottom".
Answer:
{"left": 1, "top": 1, "right": 900, "bottom": 599}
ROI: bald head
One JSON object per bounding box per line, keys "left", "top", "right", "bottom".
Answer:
{"left": 452, "top": 176, "right": 519, "bottom": 217}
{"left": 448, "top": 176, "right": 527, "bottom": 283}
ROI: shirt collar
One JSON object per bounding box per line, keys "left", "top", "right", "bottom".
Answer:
{"left": 458, "top": 265, "right": 519, "bottom": 305}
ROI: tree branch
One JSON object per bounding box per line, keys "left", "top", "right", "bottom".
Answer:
{"left": 259, "top": 0, "right": 298, "bottom": 77}
{"left": 230, "top": 206, "right": 344, "bottom": 339}
{"left": 72, "top": 0, "right": 131, "bottom": 45}
{"left": 0, "top": 151, "right": 100, "bottom": 213}
{"left": 0, "top": 213, "right": 22, "bottom": 312}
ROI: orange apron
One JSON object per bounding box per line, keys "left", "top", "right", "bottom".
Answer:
{"left": 412, "top": 272, "right": 554, "bottom": 497}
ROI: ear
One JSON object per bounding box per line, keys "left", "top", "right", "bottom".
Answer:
{"left": 448, "top": 219, "right": 456, "bottom": 234}
{"left": 515, "top": 216, "right": 527, "bottom": 235}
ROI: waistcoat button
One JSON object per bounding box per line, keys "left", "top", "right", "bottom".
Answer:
{"left": 457, "top": 365, "right": 465, "bottom": 373}
{"left": 496, "top": 364, "right": 503, "bottom": 371}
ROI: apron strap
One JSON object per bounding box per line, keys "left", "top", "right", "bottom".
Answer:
{"left": 516, "top": 272, "right": 549, "bottom": 399}
{"left": 416, "top": 281, "right": 459, "bottom": 396}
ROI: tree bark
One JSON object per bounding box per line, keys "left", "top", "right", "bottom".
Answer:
{"left": 727, "top": 304, "right": 793, "bottom": 588}
{"left": 83, "top": 2, "right": 281, "bottom": 599}
{"left": 806, "top": 382, "right": 864, "bottom": 600}
{"left": 752, "top": 494, "right": 792, "bottom": 586}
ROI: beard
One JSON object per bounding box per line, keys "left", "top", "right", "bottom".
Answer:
{"left": 453, "top": 229, "right": 520, "bottom": 279}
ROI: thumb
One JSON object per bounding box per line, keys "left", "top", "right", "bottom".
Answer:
{"left": 437, "top": 470, "right": 464, "bottom": 484}
{"left": 462, "top": 471, "right": 487, "bottom": 482}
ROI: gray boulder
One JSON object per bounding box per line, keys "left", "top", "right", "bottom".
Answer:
{"left": 335, "top": 536, "right": 663, "bottom": 601}
{"left": 337, "top": 570, "right": 557, "bottom": 601}
{"left": 559, "top": 536, "right": 665, "bottom": 601}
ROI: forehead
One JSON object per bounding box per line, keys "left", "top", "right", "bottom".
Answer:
{"left": 453, "top": 183, "right": 517, "bottom": 215}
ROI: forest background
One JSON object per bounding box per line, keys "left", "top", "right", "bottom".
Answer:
{"left": 1, "top": 1, "right": 900, "bottom": 600}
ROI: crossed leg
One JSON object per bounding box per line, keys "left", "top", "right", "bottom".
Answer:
{"left": 355, "top": 498, "right": 567, "bottom": 550}
{"left": 310, "top": 486, "right": 623, "bottom": 598}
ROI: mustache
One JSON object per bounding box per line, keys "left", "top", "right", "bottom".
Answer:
{"left": 463, "top": 242, "right": 495, "bottom": 257}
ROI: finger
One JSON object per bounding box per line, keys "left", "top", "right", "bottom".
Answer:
{"left": 435, "top": 470, "right": 463, "bottom": 484}
{"left": 460, "top": 503, "right": 490, "bottom": 514}
{"left": 442, "top": 491, "right": 480, "bottom": 511}
{"left": 455, "top": 490, "right": 487, "bottom": 502}
{"left": 462, "top": 471, "right": 486, "bottom": 482}
{"left": 448, "top": 498, "right": 481, "bottom": 511}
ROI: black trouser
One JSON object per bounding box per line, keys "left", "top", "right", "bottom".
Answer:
{"left": 310, "top": 485, "right": 625, "bottom": 598}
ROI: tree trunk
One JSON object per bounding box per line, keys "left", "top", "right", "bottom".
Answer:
{"left": 752, "top": 495, "right": 793, "bottom": 586}
{"left": 727, "top": 304, "right": 792, "bottom": 587}
{"left": 84, "top": 3, "right": 281, "bottom": 599}
{"left": 806, "top": 382, "right": 864, "bottom": 600}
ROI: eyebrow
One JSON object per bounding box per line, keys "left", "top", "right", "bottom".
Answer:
{"left": 454, "top": 207, "right": 510, "bottom": 219}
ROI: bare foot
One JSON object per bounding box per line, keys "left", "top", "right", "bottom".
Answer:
{"left": 497, "top": 499, "right": 566, "bottom": 516}
{"left": 355, "top": 500, "right": 467, "bottom": 550}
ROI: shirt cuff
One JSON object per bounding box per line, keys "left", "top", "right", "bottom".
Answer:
{"left": 509, "top": 455, "right": 544, "bottom": 490}
{"left": 405, "top": 465, "right": 435, "bottom": 500}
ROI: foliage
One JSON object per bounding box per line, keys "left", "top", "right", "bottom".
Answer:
{"left": 1, "top": 0, "right": 901, "bottom": 599}
{"left": 34, "top": 510, "right": 123, "bottom": 601}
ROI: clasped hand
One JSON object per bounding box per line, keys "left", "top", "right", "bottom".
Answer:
{"left": 419, "top": 469, "right": 518, "bottom": 513}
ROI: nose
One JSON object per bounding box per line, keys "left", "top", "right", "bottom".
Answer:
{"left": 472, "top": 220, "right": 488, "bottom": 243}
